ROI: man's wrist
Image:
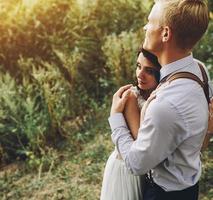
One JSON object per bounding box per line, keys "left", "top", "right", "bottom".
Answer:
{"left": 111, "top": 111, "right": 120, "bottom": 115}
{"left": 110, "top": 108, "right": 123, "bottom": 116}
{"left": 108, "top": 113, "right": 127, "bottom": 131}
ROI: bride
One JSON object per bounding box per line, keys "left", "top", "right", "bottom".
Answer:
{"left": 100, "top": 48, "right": 161, "bottom": 200}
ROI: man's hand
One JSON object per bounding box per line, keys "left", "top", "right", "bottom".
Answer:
{"left": 110, "top": 84, "right": 132, "bottom": 116}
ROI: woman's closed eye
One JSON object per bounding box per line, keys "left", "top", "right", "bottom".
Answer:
{"left": 144, "top": 67, "right": 156, "bottom": 75}
{"left": 136, "top": 63, "right": 156, "bottom": 76}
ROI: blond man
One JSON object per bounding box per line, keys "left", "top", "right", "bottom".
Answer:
{"left": 109, "top": 0, "right": 211, "bottom": 199}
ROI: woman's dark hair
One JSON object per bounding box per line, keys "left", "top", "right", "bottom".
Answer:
{"left": 138, "top": 48, "right": 161, "bottom": 82}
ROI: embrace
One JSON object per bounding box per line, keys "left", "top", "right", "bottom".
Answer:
{"left": 101, "top": 0, "right": 213, "bottom": 200}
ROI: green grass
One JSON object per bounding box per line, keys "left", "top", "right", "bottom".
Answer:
{"left": 0, "top": 132, "right": 113, "bottom": 200}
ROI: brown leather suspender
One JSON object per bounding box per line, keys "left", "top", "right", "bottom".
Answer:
{"left": 197, "top": 63, "right": 210, "bottom": 104}
{"left": 165, "top": 63, "right": 210, "bottom": 104}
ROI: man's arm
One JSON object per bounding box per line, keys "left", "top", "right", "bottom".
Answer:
{"left": 109, "top": 98, "right": 183, "bottom": 175}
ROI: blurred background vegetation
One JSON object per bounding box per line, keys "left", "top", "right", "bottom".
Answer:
{"left": 0, "top": 0, "right": 212, "bottom": 199}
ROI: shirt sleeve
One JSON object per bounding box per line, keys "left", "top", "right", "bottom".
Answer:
{"left": 109, "top": 99, "right": 184, "bottom": 175}
{"left": 108, "top": 113, "right": 134, "bottom": 157}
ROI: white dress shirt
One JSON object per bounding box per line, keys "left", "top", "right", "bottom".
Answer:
{"left": 109, "top": 54, "right": 212, "bottom": 191}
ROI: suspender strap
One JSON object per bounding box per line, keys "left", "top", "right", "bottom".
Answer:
{"left": 166, "top": 67, "right": 210, "bottom": 104}
{"left": 166, "top": 72, "right": 204, "bottom": 87}
{"left": 197, "top": 63, "right": 210, "bottom": 104}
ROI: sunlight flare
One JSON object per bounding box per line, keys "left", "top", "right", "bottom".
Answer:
{"left": 22, "top": 0, "right": 38, "bottom": 8}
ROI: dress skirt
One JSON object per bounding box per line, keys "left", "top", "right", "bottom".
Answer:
{"left": 100, "top": 150, "right": 144, "bottom": 200}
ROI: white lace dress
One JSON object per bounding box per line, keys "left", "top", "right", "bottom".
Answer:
{"left": 100, "top": 86, "right": 146, "bottom": 200}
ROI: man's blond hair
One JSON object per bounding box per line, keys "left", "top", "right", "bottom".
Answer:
{"left": 155, "top": 0, "right": 209, "bottom": 50}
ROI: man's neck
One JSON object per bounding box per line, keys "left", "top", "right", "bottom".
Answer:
{"left": 157, "top": 48, "right": 191, "bottom": 66}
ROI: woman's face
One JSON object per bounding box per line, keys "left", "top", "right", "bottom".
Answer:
{"left": 136, "top": 52, "right": 159, "bottom": 90}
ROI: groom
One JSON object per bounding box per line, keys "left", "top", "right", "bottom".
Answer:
{"left": 109, "top": 0, "right": 210, "bottom": 199}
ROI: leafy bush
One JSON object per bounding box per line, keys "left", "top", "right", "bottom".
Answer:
{"left": 194, "top": 20, "right": 213, "bottom": 78}
{"left": 102, "top": 31, "right": 142, "bottom": 86}
{"left": 0, "top": 71, "right": 51, "bottom": 162}
{"left": 0, "top": 0, "right": 149, "bottom": 162}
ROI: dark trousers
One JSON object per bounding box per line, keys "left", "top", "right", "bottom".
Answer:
{"left": 143, "top": 177, "right": 199, "bottom": 200}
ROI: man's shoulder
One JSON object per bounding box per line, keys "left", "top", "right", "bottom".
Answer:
{"left": 148, "top": 82, "right": 203, "bottom": 116}
{"left": 145, "top": 96, "right": 178, "bottom": 123}
{"left": 156, "top": 80, "right": 198, "bottom": 103}
{"left": 193, "top": 58, "right": 205, "bottom": 66}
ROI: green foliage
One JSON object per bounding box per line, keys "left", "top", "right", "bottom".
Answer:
{"left": 200, "top": 143, "right": 213, "bottom": 200}
{"left": 209, "top": 1, "right": 213, "bottom": 12}
{"left": 0, "top": 0, "right": 150, "bottom": 162}
{"left": 87, "top": 0, "right": 147, "bottom": 35}
{"left": 102, "top": 31, "right": 142, "bottom": 86}
{"left": 194, "top": 19, "right": 213, "bottom": 77}
{"left": 68, "top": 0, "right": 147, "bottom": 100}
{"left": 0, "top": 71, "right": 51, "bottom": 162}
{"left": 0, "top": 100, "right": 112, "bottom": 200}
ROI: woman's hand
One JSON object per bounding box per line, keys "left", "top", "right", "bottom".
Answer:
{"left": 110, "top": 84, "right": 132, "bottom": 116}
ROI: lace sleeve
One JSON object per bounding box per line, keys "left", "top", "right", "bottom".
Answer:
{"left": 130, "top": 86, "right": 146, "bottom": 110}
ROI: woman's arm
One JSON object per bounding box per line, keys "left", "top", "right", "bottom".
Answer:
{"left": 123, "top": 91, "right": 140, "bottom": 140}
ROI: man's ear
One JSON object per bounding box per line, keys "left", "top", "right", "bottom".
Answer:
{"left": 162, "top": 26, "right": 172, "bottom": 42}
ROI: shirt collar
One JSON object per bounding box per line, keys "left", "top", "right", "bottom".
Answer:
{"left": 160, "top": 54, "right": 194, "bottom": 81}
